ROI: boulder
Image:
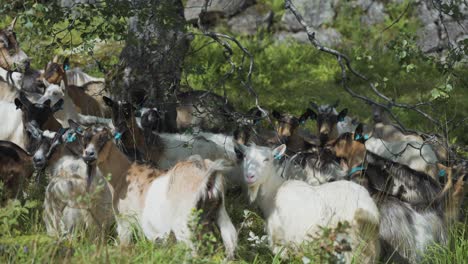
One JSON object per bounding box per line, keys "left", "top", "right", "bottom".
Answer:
{"left": 184, "top": 0, "right": 255, "bottom": 23}
{"left": 281, "top": 0, "right": 338, "bottom": 32}
{"left": 228, "top": 5, "right": 274, "bottom": 35}
{"left": 275, "top": 28, "right": 342, "bottom": 47}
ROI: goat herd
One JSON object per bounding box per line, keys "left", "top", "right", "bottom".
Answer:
{"left": 0, "top": 18, "right": 466, "bottom": 263}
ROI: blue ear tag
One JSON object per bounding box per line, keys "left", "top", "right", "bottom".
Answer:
{"left": 64, "top": 64, "right": 70, "bottom": 71}
{"left": 364, "top": 134, "right": 370, "bottom": 140}
{"left": 438, "top": 169, "right": 446, "bottom": 177}
{"left": 274, "top": 153, "right": 283, "bottom": 160}
{"left": 114, "top": 132, "right": 122, "bottom": 140}
{"left": 355, "top": 134, "right": 362, "bottom": 140}
{"left": 66, "top": 133, "right": 76, "bottom": 143}
{"left": 338, "top": 117, "right": 345, "bottom": 122}
{"left": 76, "top": 127, "right": 82, "bottom": 133}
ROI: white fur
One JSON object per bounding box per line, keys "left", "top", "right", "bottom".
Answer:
{"left": 40, "top": 81, "right": 112, "bottom": 127}
{"left": 0, "top": 66, "right": 23, "bottom": 91}
{"left": 38, "top": 136, "right": 113, "bottom": 239}
{"left": 66, "top": 68, "right": 105, "bottom": 87}
{"left": 158, "top": 132, "right": 243, "bottom": 186}
{"left": 239, "top": 144, "right": 380, "bottom": 262}
{"left": 141, "top": 158, "right": 237, "bottom": 258}
{"left": 337, "top": 116, "right": 357, "bottom": 135}
{"left": 40, "top": 81, "right": 79, "bottom": 127}
{"left": 365, "top": 137, "right": 439, "bottom": 178}
{"left": 0, "top": 101, "right": 25, "bottom": 148}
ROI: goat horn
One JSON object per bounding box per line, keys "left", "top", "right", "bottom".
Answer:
{"left": 8, "top": 17, "right": 17, "bottom": 31}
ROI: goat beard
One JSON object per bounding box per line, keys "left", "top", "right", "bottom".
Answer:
{"left": 248, "top": 184, "right": 260, "bottom": 203}
{"left": 86, "top": 164, "right": 95, "bottom": 192}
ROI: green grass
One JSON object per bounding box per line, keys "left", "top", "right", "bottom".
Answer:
{"left": 1, "top": 183, "right": 467, "bottom": 263}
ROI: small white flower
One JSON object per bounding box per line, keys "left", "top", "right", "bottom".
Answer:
{"left": 302, "top": 256, "right": 311, "bottom": 264}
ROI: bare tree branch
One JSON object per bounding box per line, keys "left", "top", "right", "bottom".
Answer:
{"left": 284, "top": 0, "right": 442, "bottom": 130}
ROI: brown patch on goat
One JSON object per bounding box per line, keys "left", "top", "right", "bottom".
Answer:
{"left": 126, "top": 163, "right": 165, "bottom": 206}
{"left": 327, "top": 133, "right": 366, "bottom": 169}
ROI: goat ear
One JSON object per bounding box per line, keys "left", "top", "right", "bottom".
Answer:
{"left": 51, "top": 99, "right": 63, "bottom": 112}
{"left": 233, "top": 141, "right": 248, "bottom": 160}
{"left": 14, "top": 98, "right": 23, "bottom": 109}
{"left": 299, "top": 108, "right": 317, "bottom": 123}
{"left": 272, "top": 144, "right": 287, "bottom": 160}
{"left": 337, "top": 108, "right": 348, "bottom": 122}
{"left": 68, "top": 119, "right": 84, "bottom": 134}
{"left": 63, "top": 57, "right": 70, "bottom": 71}
{"left": 18, "top": 92, "right": 32, "bottom": 108}
{"left": 60, "top": 80, "right": 66, "bottom": 91}
{"left": 272, "top": 110, "right": 281, "bottom": 120}
{"left": 354, "top": 123, "right": 365, "bottom": 142}
{"left": 26, "top": 123, "right": 42, "bottom": 140}
{"left": 42, "top": 78, "right": 51, "bottom": 88}
{"left": 103, "top": 96, "right": 114, "bottom": 107}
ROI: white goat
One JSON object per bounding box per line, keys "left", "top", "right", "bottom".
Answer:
{"left": 82, "top": 126, "right": 237, "bottom": 258}
{"left": 31, "top": 128, "right": 113, "bottom": 239}
{"left": 0, "top": 101, "right": 25, "bottom": 148}
{"left": 235, "top": 143, "right": 380, "bottom": 262}
{"left": 0, "top": 67, "right": 23, "bottom": 101}
{"left": 365, "top": 137, "right": 440, "bottom": 179}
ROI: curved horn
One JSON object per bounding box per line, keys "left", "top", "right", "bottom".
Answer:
{"left": 8, "top": 17, "right": 17, "bottom": 31}
{"left": 52, "top": 55, "right": 59, "bottom": 63}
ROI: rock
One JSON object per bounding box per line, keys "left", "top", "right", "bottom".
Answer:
{"left": 275, "top": 28, "right": 342, "bottom": 47}
{"left": 184, "top": 0, "right": 255, "bottom": 23}
{"left": 281, "top": 0, "right": 338, "bottom": 32}
{"left": 359, "top": 0, "right": 386, "bottom": 25}
{"left": 60, "top": 0, "right": 97, "bottom": 8}
{"left": 228, "top": 5, "right": 274, "bottom": 35}
{"left": 415, "top": 1, "right": 468, "bottom": 53}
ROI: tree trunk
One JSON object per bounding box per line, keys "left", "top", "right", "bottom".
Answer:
{"left": 112, "top": 0, "right": 189, "bottom": 132}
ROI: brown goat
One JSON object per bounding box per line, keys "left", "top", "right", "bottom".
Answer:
{"left": 0, "top": 140, "right": 34, "bottom": 202}
{"left": 103, "top": 96, "right": 164, "bottom": 164}
{"left": 270, "top": 109, "right": 318, "bottom": 153}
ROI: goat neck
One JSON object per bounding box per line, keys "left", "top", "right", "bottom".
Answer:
{"left": 96, "top": 141, "right": 132, "bottom": 192}
{"left": 255, "top": 164, "right": 285, "bottom": 218}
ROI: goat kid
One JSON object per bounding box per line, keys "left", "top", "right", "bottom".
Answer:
{"left": 31, "top": 125, "right": 113, "bottom": 239}
{"left": 80, "top": 126, "right": 237, "bottom": 258}
{"left": 235, "top": 143, "right": 380, "bottom": 262}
